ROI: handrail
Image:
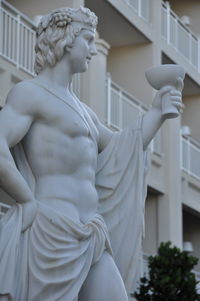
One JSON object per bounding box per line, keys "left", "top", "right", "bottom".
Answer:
{"left": 0, "top": 0, "right": 36, "bottom": 75}
{"left": 161, "top": 1, "right": 200, "bottom": 72}
{"left": 106, "top": 74, "right": 147, "bottom": 130}
{"left": 0, "top": 0, "right": 82, "bottom": 92}
{"left": 162, "top": 1, "right": 197, "bottom": 39}
{"left": 181, "top": 135, "right": 200, "bottom": 180}
{"left": 124, "top": 0, "right": 150, "bottom": 23}
{"left": 1, "top": 0, "right": 36, "bottom": 28}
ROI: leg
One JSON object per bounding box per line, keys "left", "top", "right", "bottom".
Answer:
{"left": 78, "top": 251, "right": 128, "bottom": 301}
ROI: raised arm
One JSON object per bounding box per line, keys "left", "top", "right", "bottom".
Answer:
{"left": 84, "top": 77, "right": 183, "bottom": 155}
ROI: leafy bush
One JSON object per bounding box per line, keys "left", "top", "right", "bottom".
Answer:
{"left": 134, "top": 242, "right": 200, "bottom": 301}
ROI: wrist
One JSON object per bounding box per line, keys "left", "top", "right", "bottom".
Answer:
{"left": 150, "top": 105, "right": 162, "bottom": 117}
{"left": 149, "top": 106, "right": 166, "bottom": 124}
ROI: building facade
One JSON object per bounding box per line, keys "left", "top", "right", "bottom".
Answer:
{"left": 1, "top": 0, "right": 200, "bottom": 295}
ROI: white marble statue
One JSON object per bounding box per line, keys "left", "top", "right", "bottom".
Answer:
{"left": 0, "top": 6, "right": 183, "bottom": 301}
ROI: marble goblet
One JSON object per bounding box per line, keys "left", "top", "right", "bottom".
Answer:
{"left": 145, "top": 64, "right": 185, "bottom": 118}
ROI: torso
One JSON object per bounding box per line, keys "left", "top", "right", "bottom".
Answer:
{"left": 22, "top": 79, "right": 100, "bottom": 223}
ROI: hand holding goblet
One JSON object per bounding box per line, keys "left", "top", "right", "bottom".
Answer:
{"left": 145, "top": 64, "right": 185, "bottom": 118}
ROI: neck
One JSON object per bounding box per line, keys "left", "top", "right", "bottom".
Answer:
{"left": 36, "top": 56, "right": 74, "bottom": 92}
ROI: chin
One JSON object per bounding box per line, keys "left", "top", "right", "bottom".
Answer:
{"left": 77, "top": 65, "right": 88, "bottom": 73}
{"left": 72, "top": 60, "right": 89, "bottom": 74}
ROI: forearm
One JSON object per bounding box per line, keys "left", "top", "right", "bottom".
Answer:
{"left": 142, "top": 107, "right": 164, "bottom": 150}
{"left": 0, "top": 148, "right": 34, "bottom": 204}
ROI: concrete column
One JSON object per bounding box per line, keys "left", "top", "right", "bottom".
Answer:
{"left": 143, "top": 0, "right": 183, "bottom": 250}
{"left": 157, "top": 117, "right": 183, "bottom": 249}
{"left": 80, "top": 33, "right": 110, "bottom": 123}
{"left": 151, "top": 0, "right": 162, "bottom": 66}
{"left": 150, "top": 0, "right": 183, "bottom": 250}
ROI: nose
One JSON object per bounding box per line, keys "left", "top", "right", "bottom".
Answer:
{"left": 90, "top": 43, "right": 97, "bottom": 56}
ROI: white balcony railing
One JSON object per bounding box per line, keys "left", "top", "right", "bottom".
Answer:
{"left": 0, "top": 1, "right": 81, "bottom": 97}
{"left": 106, "top": 75, "right": 162, "bottom": 154}
{"left": 0, "top": 0, "right": 36, "bottom": 75}
{"left": 181, "top": 136, "right": 200, "bottom": 180}
{"left": 161, "top": 1, "right": 200, "bottom": 72}
{"left": 125, "top": 0, "right": 150, "bottom": 23}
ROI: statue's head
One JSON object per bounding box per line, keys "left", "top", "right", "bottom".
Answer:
{"left": 34, "top": 7, "right": 98, "bottom": 74}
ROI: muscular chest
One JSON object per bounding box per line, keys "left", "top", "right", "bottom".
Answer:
{"left": 38, "top": 95, "right": 92, "bottom": 138}
{"left": 24, "top": 96, "right": 99, "bottom": 175}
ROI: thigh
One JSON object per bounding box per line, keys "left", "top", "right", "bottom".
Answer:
{"left": 78, "top": 251, "right": 128, "bottom": 301}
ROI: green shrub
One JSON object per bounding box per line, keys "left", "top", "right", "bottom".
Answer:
{"left": 134, "top": 242, "right": 200, "bottom": 301}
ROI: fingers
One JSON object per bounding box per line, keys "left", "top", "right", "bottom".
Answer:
{"left": 159, "top": 85, "right": 182, "bottom": 97}
{"left": 170, "top": 90, "right": 182, "bottom": 97}
{"left": 176, "top": 77, "right": 184, "bottom": 92}
{"left": 171, "top": 101, "right": 184, "bottom": 110}
{"left": 159, "top": 86, "right": 172, "bottom": 97}
{"left": 162, "top": 87, "right": 183, "bottom": 114}
{"left": 170, "top": 89, "right": 183, "bottom": 113}
{"left": 170, "top": 98, "right": 184, "bottom": 114}
{"left": 172, "top": 103, "right": 184, "bottom": 114}
{"left": 170, "top": 96, "right": 182, "bottom": 103}
{"left": 156, "top": 85, "right": 184, "bottom": 115}
{"left": 159, "top": 81, "right": 183, "bottom": 96}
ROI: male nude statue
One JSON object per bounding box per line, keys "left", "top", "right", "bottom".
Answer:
{"left": 0, "top": 6, "right": 183, "bottom": 301}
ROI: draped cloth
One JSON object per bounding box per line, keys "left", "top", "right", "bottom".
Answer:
{"left": 96, "top": 118, "right": 149, "bottom": 296}
{"left": 0, "top": 202, "right": 112, "bottom": 301}
{"left": 0, "top": 117, "right": 149, "bottom": 300}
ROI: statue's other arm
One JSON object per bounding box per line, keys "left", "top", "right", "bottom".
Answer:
{"left": 0, "top": 83, "right": 37, "bottom": 230}
{"left": 142, "top": 78, "right": 183, "bottom": 150}
{"left": 85, "top": 77, "right": 183, "bottom": 153}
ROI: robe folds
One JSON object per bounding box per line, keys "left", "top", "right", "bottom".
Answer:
{"left": 0, "top": 117, "right": 149, "bottom": 300}
{"left": 0, "top": 202, "right": 112, "bottom": 301}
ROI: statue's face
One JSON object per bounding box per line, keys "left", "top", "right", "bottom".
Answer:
{"left": 67, "top": 27, "right": 97, "bottom": 74}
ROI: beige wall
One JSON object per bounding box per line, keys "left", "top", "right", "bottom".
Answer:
{"left": 169, "top": 0, "right": 200, "bottom": 35}
{"left": 108, "top": 44, "right": 154, "bottom": 106}
{"left": 7, "top": 0, "right": 84, "bottom": 19}
{"left": 107, "top": 0, "right": 162, "bottom": 107}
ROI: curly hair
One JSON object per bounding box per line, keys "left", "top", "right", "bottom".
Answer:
{"left": 34, "top": 7, "right": 97, "bottom": 74}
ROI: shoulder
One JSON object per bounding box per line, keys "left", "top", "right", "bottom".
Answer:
{"left": 82, "top": 103, "right": 100, "bottom": 126}
{"left": 7, "top": 80, "right": 37, "bottom": 102}
{"left": 82, "top": 103, "right": 113, "bottom": 152}
{"left": 5, "top": 80, "right": 42, "bottom": 116}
